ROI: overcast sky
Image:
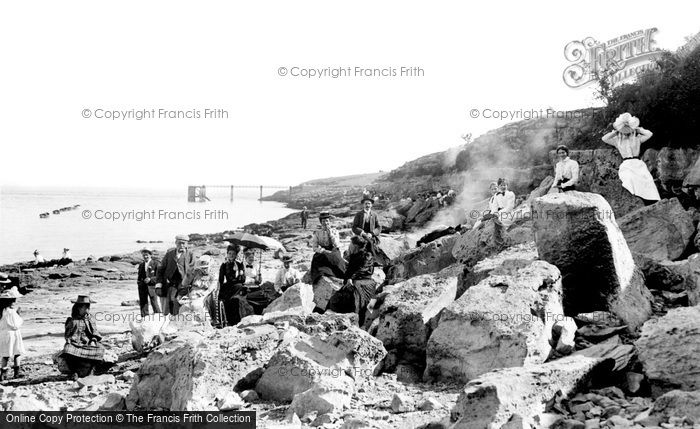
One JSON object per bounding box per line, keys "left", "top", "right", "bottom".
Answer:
{"left": 1, "top": 1, "right": 698, "bottom": 190}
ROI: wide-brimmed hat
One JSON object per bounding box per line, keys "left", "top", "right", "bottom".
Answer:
{"left": 175, "top": 234, "right": 190, "bottom": 242}
{"left": 613, "top": 112, "right": 640, "bottom": 131}
{"left": 319, "top": 211, "right": 332, "bottom": 220}
{"left": 0, "top": 287, "right": 21, "bottom": 299}
{"left": 196, "top": 255, "right": 212, "bottom": 268}
{"left": 0, "top": 272, "right": 10, "bottom": 284}
{"left": 71, "top": 295, "right": 96, "bottom": 304}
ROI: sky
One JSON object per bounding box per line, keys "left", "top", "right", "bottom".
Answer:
{"left": 1, "top": 1, "right": 698, "bottom": 191}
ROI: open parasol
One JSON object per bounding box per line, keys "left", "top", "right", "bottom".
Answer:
{"left": 224, "top": 232, "right": 284, "bottom": 251}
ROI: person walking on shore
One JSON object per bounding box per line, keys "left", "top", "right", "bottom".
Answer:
{"left": 137, "top": 249, "right": 161, "bottom": 317}
{"left": 602, "top": 112, "right": 660, "bottom": 205}
{"left": 156, "top": 235, "right": 194, "bottom": 316}
{"left": 0, "top": 287, "right": 24, "bottom": 381}
{"left": 550, "top": 145, "right": 580, "bottom": 193}
{"left": 300, "top": 206, "right": 309, "bottom": 229}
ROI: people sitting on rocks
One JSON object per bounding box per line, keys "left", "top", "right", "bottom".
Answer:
{"left": 33, "top": 250, "right": 45, "bottom": 265}
{"left": 274, "top": 255, "right": 301, "bottom": 293}
{"left": 602, "top": 112, "right": 660, "bottom": 205}
{"left": 137, "top": 249, "right": 160, "bottom": 317}
{"left": 309, "top": 212, "right": 346, "bottom": 284}
{"left": 156, "top": 234, "right": 194, "bottom": 316}
{"left": 472, "top": 181, "right": 499, "bottom": 228}
{"left": 550, "top": 145, "right": 579, "bottom": 193}
{"left": 61, "top": 295, "right": 114, "bottom": 379}
{"left": 0, "top": 287, "right": 24, "bottom": 381}
{"left": 217, "top": 244, "right": 251, "bottom": 326}
{"left": 178, "top": 255, "right": 218, "bottom": 324}
{"left": 326, "top": 236, "right": 377, "bottom": 326}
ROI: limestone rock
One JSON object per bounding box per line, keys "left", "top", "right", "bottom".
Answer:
{"left": 98, "top": 393, "right": 126, "bottom": 411}
{"left": 264, "top": 283, "right": 315, "bottom": 315}
{"left": 532, "top": 191, "right": 652, "bottom": 329}
{"left": 76, "top": 374, "right": 116, "bottom": 388}
{"left": 642, "top": 254, "right": 700, "bottom": 306}
{"left": 450, "top": 353, "right": 614, "bottom": 429}
{"left": 617, "top": 198, "right": 694, "bottom": 261}
{"left": 650, "top": 390, "right": 700, "bottom": 422}
{"left": 255, "top": 325, "right": 386, "bottom": 412}
{"left": 376, "top": 235, "right": 409, "bottom": 261}
{"left": 635, "top": 306, "right": 700, "bottom": 392}
{"left": 126, "top": 325, "right": 280, "bottom": 410}
{"left": 385, "top": 234, "right": 458, "bottom": 282}
{"left": 452, "top": 219, "right": 512, "bottom": 267}
{"left": 216, "top": 392, "right": 245, "bottom": 411}
{"left": 459, "top": 242, "right": 538, "bottom": 297}
{"left": 376, "top": 210, "right": 406, "bottom": 233}
{"left": 425, "top": 259, "right": 562, "bottom": 383}
{"left": 369, "top": 265, "right": 460, "bottom": 369}
{"left": 313, "top": 276, "right": 343, "bottom": 310}
{"left": 391, "top": 393, "right": 413, "bottom": 413}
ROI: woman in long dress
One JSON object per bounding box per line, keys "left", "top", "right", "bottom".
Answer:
{"left": 602, "top": 113, "right": 660, "bottom": 204}
{"left": 217, "top": 244, "right": 251, "bottom": 326}
{"left": 309, "top": 212, "right": 346, "bottom": 283}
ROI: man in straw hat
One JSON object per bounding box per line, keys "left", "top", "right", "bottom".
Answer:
{"left": 156, "top": 234, "right": 195, "bottom": 316}
{"left": 137, "top": 249, "right": 161, "bottom": 317}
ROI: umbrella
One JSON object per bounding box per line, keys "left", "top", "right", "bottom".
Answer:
{"left": 224, "top": 232, "right": 284, "bottom": 251}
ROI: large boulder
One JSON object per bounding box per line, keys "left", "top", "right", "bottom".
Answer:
{"left": 376, "top": 210, "right": 406, "bottom": 233}
{"left": 255, "top": 325, "right": 386, "bottom": 417}
{"left": 424, "top": 259, "right": 562, "bottom": 383}
{"left": 617, "top": 198, "right": 694, "bottom": 261}
{"left": 312, "top": 276, "right": 343, "bottom": 310}
{"left": 531, "top": 191, "right": 652, "bottom": 329}
{"left": 650, "top": 390, "right": 700, "bottom": 422}
{"left": 385, "top": 234, "right": 458, "bottom": 282}
{"left": 641, "top": 254, "right": 700, "bottom": 306}
{"left": 126, "top": 325, "right": 280, "bottom": 410}
{"left": 452, "top": 219, "right": 512, "bottom": 267}
{"left": 449, "top": 346, "right": 624, "bottom": 429}
{"left": 376, "top": 235, "right": 409, "bottom": 261}
{"left": 635, "top": 306, "right": 700, "bottom": 392}
{"left": 264, "top": 283, "right": 315, "bottom": 315}
{"left": 367, "top": 265, "right": 460, "bottom": 370}
{"left": 459, "top": 242, "right": 538, "bottom": 297}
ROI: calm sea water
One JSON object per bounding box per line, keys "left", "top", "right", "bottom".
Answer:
{"left": 0, "top": 186, "right": 296, "bottom": 265}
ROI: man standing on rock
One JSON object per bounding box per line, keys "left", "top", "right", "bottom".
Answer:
{"left": 300, "top": 206, "right": 308, "bottom": 229}
{"left": 352, "top": 196, "right": 381, "bottom": 243}
{"left": 155, "top": 235, "right": 194, "bottom": 316}
{"left": 137, "top": 249, "right": 160, "bottom": 317}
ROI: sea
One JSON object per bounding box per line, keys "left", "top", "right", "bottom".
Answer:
{"left": 0, "top": 186, "right": 296, "bottom": 265}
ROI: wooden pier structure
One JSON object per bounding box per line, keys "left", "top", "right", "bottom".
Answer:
{"left": 187, "top": 185, "right": 292, "bottom": 202}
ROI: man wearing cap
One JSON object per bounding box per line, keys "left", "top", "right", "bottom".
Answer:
{"left": 137, "top": 249, "right": 161, "bottom": 317}
{"left": 274, "top": 255, "right": 302, "bottom": 292}
{"left": 300, "top": 206, "right": 309, "bottom": 229}
{"left": 156, "top": 235, "right": 195, "bottom": 316}
{"left": 352, "top": 197, "right": 381, "bottom": 242}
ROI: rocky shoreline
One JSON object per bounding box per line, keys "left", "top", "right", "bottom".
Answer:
{"left": 1, "top": 168, "right": 700, "bottom": 428}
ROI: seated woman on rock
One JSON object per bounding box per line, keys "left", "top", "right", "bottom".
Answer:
{"left": 602, "top": 112, "right": 660, "bottom": 205}
{"left": 549, "top": 145, "right": 579, "bottom": 193}
{"left": 179, "top": 255, "right": 218, "bottom": 324}
{"left": 309, "top": 212, "right": 346, "bottom": 284}
{"left": 61, "top": 295, "right": 115, "bottom": 379}
{"left": 216, "top": 245, "right": 252, "bottom": 326}
{"left": 326, "top": 236, "right": 377, "bottom": 326}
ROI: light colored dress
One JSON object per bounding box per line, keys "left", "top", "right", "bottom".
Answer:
{"left": 0, "top": 308, "right": 25, "bottom": 357}
{"left": 605, "top": 134, "right": 660, "bottom": 201}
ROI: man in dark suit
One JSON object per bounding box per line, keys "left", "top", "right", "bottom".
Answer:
{"left": 137, "top": 249, "right": 160, "bottom": 316}
{"left": 352, "top": 196, "right": 381, "bottom": 241}
{"left": 155, "top": 234, "right": 194, "bottom": 316}
{"left": 300, "top": 206, "right": 309, "bottom": 229}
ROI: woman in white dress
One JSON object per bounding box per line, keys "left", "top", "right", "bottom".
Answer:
{"left": 602, "top": 113, "right": 660, "bottom": 204}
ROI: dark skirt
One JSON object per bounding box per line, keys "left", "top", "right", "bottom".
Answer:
{"left": 63, "top": 342, "right": 105, "bottom": 361}
{"left": 310, "top": 249, "right": 346, "bottom": 284}
{"left": 218, "top": 284, "right": 254, "bottom": 326}
{"left": 326, "top": 279, "right": 376, "bottom": 326}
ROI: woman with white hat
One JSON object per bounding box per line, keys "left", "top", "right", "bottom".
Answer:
{"left": 602, "top": 112, "right": 660, "bottom": 204}
{"left": 179, "top": 255, "right": 218, "bottom": 324}
{"left": 0, "top": 287, "right": 24, "bottom": 381}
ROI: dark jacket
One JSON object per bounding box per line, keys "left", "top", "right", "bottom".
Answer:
{"left": 137, "top": 259, "right": 160, "bottom": 288}
{"left": 156, "top": 248, "right": 194, "bottom": 291}
{"left": 352, "top": 211, "right": 381, "bottom": 237}
{"left": 218, "top": 260, "right": 246, "bottom": 300}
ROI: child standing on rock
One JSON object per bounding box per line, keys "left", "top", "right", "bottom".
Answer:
{"left": 0, "top": 287, "right": 25, "bottom": 381}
